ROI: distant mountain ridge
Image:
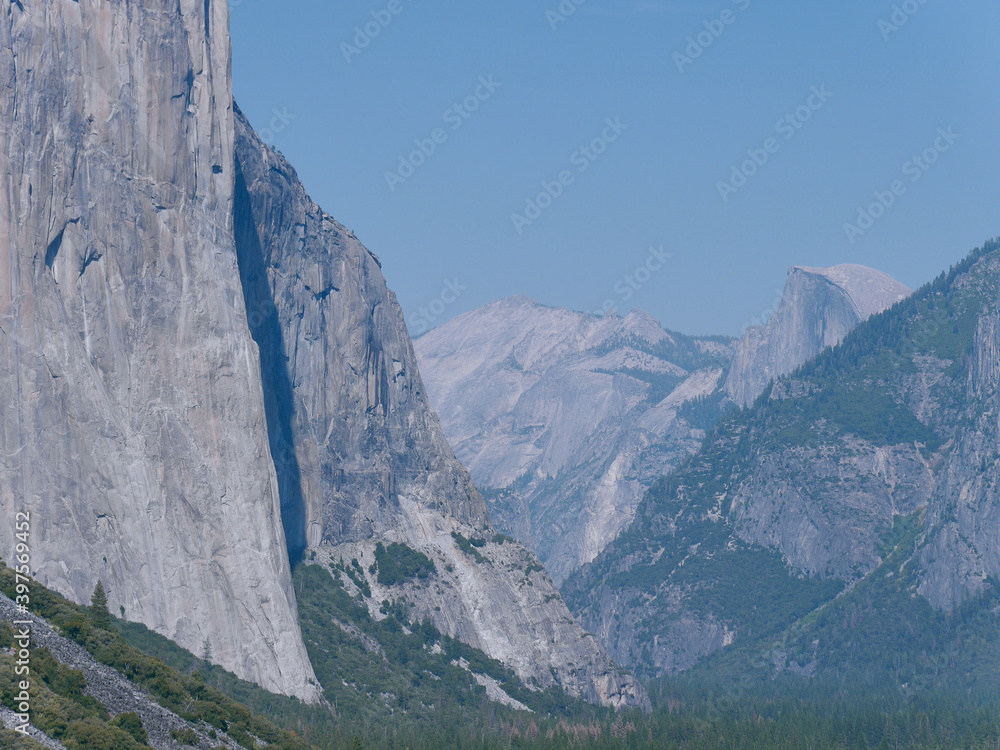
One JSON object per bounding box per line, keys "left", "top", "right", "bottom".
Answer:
{"left": 415, "top": 296, "right": 734, "bottom": 583}
{"left": 414, "top": 263, "right": 910, "bottom": 584}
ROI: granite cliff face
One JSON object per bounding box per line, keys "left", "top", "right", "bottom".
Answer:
{"left": 564, "top": 241, "right": 1000, "bottom": 680}
{"left": 725, "top": 264, "right": 911, "bottom": 406}
{"left": 0, "top": 0, "right": 318, "bottom": 699}
{"left": 917, "top": 288, "right": 1000, "bottom": 610}
{"left": 233, "top": 109, "right": 485, "bottom": 552}
{"left": 414, "top": 298, "right": 732, "bottom": 583}
{"left": 233, "top": 118, "right": 647, "bottom": 709}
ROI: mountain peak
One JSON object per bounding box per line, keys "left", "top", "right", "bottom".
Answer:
{"left": 789, "top": 264, "right": 911, "bottom": 319}
{"left": 725, "top": 263, "right": 911, "bottom": 406}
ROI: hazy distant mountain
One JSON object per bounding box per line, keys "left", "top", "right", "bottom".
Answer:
{"left": 726, "top": 264, "right": 911, "bottom": 406}
{"left": 564, "top": 240, "right": 1000, "bottom": 688}
{"left": 414, "top": 266, "right": 909, "bottom": 585}
{"left": 414, "top": 297, "right": 733, "bottom": 584}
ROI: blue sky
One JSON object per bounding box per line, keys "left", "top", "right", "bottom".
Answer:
{"left": 230, "top": 0, "right": 1000, "bottom": 337}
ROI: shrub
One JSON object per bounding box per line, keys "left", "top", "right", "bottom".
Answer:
{"left": 373, "top": 543, "right": 436, "bottom": 586}
{"left": 63, "top": 717, "right": 148, "bottom": 750}
{"left": 109, "top": 712, "right": 148, "bottom": 746}
{"left": 450, "top": 532, "right": 487, "bottom": 563}
{"left": 169, "top": 726, "right": 199, "bottom": 745}
{"left": 0, "top": 727, "right": 45, "bottom": 749}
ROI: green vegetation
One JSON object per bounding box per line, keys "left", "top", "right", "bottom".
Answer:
{"left": 337, "top": 557, "right": 371, "bottom": 598}
{"left": 169, "top": 726, "right": 198, "bottom": 745}
{"left": 672, "top": 544, "right": 843, "bottom": 642}
{"left": 451, "top": 531, "right": 487, "bottom": 563}
{"left": 109, "top": 713, "right": 148, "bottom": 746}
{"left": 699, "top": 512, "right": 1000, "bottom": 700}
{"left": 0, "top": 562, "right": 315, "bottom": 750}
{"left": 675, "top": 390, "right": 731, "bottom": 432}
{"left": 88, "top": 581, "right": 111, "bottom": 631}
{"left": 524, "top": 561, "right": 545, "bottom": 576}
{"left": 649, "top": 512, "right": 1000, "bottom": 747}
{"left": 61, "top": 717, "right": 150, "bottom": 750}
{"left": 638, "top": 679, "right": 1000, "bottom": 750}
{"left": 112, "top": 617, "right": 344, "bottom": 747}
{"left": 0, "top": 728, "right": 47, "bottom": 749}
{"left": 372, "top": 542, "right": 436, "bottom": 586}
{"left": 760, "top": 381, "right": 943, "bottom": 450}
{"left": 4, "top": 559, "right": 1000, "bottom": 748}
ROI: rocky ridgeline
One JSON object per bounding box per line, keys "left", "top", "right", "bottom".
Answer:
{"left": 414, "top": 298, "right": 733, "bottom": 584}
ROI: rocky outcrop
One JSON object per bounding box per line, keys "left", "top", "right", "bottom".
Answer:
{"left": 233, "top": 117, "right": 647, "bottom": 708}
{"left": 725, "top": 265, "right": 911, "bottom": 406}
{"left": 0, "top": 0, "right": 318, "bottom": 699}
{"left": 728, "top": 434, "right": 936, "bottom": 580}
{"left": 414, "top": 297, "right": 732, "bottom": 583}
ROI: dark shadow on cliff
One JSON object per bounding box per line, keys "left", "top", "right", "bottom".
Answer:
{"left": 233, "top": 157, "right": 307, "bottom": 564}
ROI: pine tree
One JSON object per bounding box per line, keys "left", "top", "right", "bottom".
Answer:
{"left": 89, "top": 580, "right": 112, "bottom": 630}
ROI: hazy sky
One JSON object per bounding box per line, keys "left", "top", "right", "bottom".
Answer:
{"left": 230, "top": 0, "right": 1000, "bottom": 337}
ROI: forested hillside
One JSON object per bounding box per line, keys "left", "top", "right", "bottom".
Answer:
{"left": 4, "top": 560, "right": 999, "bottom": 750}
{"left": 564, "top": 238, "right": 1000, "bottom": 686}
